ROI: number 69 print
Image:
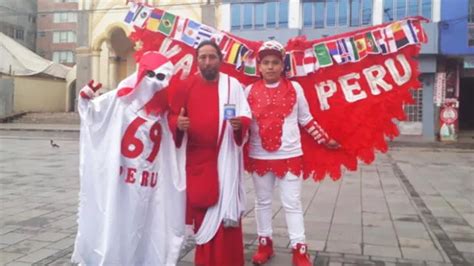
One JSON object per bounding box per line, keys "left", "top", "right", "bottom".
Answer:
{"left": 121, "top": 117, "right": 162, "bottom": 163}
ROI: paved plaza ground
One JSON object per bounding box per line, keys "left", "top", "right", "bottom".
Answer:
{"left": 0, "top": 123, "right": 473, "bottom": 265}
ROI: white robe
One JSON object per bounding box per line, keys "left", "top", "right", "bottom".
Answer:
{"left": 185, "top": 73, "right": 252, "bottom": 245}
{"left": 72, "top": 83, "right": 185, "bottom": 265}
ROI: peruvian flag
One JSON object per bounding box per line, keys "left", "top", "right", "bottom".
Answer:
{"left": 292, "top": 51, "right": 306, "bottom": 77}
{"left": 303, "top": 48, "right": 317, "bottom": 74}
{"left": 216, "top": 33, "right": 231, "bottom": 50}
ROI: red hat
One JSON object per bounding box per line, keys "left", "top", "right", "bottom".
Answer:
{"left": 135, "top": 51, "right": 173, "bottom": 88}
{"left": 116, "top": 51, "right": 174, "bottom": 115}
{"left": 257, "top": 40, "right": 285, "bottom": 61}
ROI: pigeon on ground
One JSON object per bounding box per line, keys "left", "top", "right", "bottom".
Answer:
{"left": 50, "top": 139, "right": 60, "bottom": 148}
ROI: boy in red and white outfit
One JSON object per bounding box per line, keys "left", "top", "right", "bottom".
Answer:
{"left": 245, "top": 40, "right": 339, "bottom": 266}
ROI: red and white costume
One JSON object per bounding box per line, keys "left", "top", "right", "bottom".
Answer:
{"left": 72, "top": 52, "right": 186, "bottom": 265}
{"left": 246, "top": 40, "right": 330, "bottom": 266}
{"left": 245, "top": 79, "right": 327, "bottom": 244}
{"left": 168, "top": 72, "right": 252, "bottom": 266}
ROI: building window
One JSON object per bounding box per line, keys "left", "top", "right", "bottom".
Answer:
{"left": 243, "top": 3, "right": 252, "bottom": 29}
{"left": 15, "top": 29, "right": 24, "bottom": 40}
{"left": 231, "top": 4, "right": 241, "bottom": 30}
{"left": 303, "top": 0, "right": 372, "bottom": 28}
{"left": 315, "top": 1, "right": 325, "bottom": 28}
{"left": 396, "top": 0, "right": 406, "bottom": 20}
{"left": 421, "top": 0, "right": 431, "bottom": 19}
{"left": 6, "top": 27, "right": 14, "bottom": 38}
{"left": 53, "top": 51, "right": 75, "bottom": 64}
{"left": 469, "top": 25, "right": 474, "bottom": 47}
{"left": 361, "top": 0, "right": 372, "bottom": 24}
{"left": 350, "top": 0, "right": 360, "bottom": 26}
{"left": 339, "top": 0, "right": 349, "bottom": 25}
{"left": 404, "top": 89, "right": 423, "bottom": 122}
{"left": 303, "top": 3, "right": 312, "bottom": 27}
{"left": 469, "top": 0, "right": 474, "bottom": 46}
{"left": 279, "top": 2, "right": 289, "bottom": 28}
{"left": 407, "top": 0, "right": 419, "bottom": 16}
{"left": 267, "top": 2, "right": 276, "bottom": 28}
{"left": 28, "top": 15, "right": 36, "bottom": 23}
{"left": 38, "top": 31, "right": 46, "bottom": 37}
{"left": 327, "top": 0, "right": 337, "bottom": 27}
{"left": 231, "top": 1, "right": 289, "bottom": 30}
{"left": 255, "top": 3, "right": 264, "bottom": 29}
{"left": 53, "top": 12, "right": 77, "bottom": 23}
{"left": 469, "top": 0, "right": 474, "bottom": 23}
{"left": 383, "top": 0, "right": 432, "bottom": 22}
{"left": 469, "top": 36, "right": 474, "bottom": 46}
{"left": 28, "top": 31, "right": 36, "bottom": 41}
{"left": 53, "top": 31, "right": 76, "bottom": 43}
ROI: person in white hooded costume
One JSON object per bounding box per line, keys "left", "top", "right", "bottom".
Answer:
{"left": 72, "top": 51, "right": 186, "bottom": 265}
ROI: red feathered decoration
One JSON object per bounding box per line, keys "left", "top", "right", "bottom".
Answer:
{"left": 124, "top": 4, "right": 428, "bottom": 181}
{"left": 295, "top": 45, "right": 422, "bottom": 180}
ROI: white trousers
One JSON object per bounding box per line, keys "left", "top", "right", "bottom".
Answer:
{"left": 252, "top": 172, "right": 305, "bottom": 248}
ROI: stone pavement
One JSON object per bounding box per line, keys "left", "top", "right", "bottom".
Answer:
{"left": 0, "top": 130, "right": 473, "bottom": 266}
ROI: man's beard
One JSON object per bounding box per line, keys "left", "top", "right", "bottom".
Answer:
{"left": 201, "top": 68, "right": 219, "bottom": 81}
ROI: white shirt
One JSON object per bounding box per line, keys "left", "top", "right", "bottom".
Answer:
{"left": 245, "top": 81, "right": 313, "bottom": 160}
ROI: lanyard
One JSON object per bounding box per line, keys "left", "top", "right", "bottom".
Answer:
{"left": 217, "top": 75, "right": 232, "bottom": 148}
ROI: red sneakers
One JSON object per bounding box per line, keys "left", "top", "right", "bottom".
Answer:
{"left": 252, "top": 236, "right": 274, "bottom": 265}
{"left": 292, "top": 243, "right": 312, "bottom": 266}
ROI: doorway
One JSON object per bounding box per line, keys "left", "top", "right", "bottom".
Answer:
{"left": 459, "top": 78, "right": 474, "bottom": 130}
{"left": 68, "top": 80, "right": 76, "bottom": 112}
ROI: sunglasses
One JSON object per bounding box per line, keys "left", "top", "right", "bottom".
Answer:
{"left": 146, "top": 70, "right": 166, "bottom": 81}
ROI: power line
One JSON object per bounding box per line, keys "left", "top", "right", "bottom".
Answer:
{"left": 0, "top": 1, "right": 207, "bottom": 17}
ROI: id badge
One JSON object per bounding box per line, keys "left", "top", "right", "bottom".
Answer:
{"left": 224, "top": 104, "right": 236, "bottom": 120}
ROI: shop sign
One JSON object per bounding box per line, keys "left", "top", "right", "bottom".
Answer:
{"left": 464, "top": 57, "right": 474, "bottom": 69}
{"left": 434, "top": 72, "right": 445, "bottom": 107}
{"left": 439, "top": 101, "right": 458, "bottom": 142}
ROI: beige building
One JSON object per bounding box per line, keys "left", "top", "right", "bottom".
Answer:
{"left": 75, "top": 0, "right": 210, "bottom": 106}
{"left": 12, "top": 76, "right": 69, "bottom": 113}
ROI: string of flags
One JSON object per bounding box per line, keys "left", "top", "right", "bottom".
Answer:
{"left": 124, "top": 3, "right": 426, "bottom": 78}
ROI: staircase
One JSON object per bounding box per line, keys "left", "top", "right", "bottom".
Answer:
{"left": 10, "top": 112, "right": 80, "bottom": 125}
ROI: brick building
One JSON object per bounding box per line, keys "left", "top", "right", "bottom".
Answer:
{"left": 36, "top": 0, "right": 78, "bottom": 66}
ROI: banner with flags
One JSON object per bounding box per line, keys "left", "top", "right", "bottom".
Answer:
{"left": 244, "top": 56, "right": 257, "bottom": 76}
{"left": 157, "top": 12, "right": 176, "bottom": 36}
{"left": 123, "top": 3, "right": 429, "bottom": 180}
{"left": 180, "top": 19, "right": 200, "bottom": 47}
{"left": 303, "top": 48, "right": 317, "bottom": 73}
{"left": 124, "top": 5, "right": 153, "bottom": 28}
{"left": 124, "top": 4, "right": 427, "bottom": 80}
{"left": 145, "top": 9, "right": 163, "bottom": 31}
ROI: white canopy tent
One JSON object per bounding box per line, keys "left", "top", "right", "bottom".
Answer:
{"left": 0, "top": 32, "right": 71, "bottom": 79}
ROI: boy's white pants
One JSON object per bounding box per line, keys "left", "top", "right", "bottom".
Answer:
{"left": 251, "top": 171, "right": 306, "bottom": 248}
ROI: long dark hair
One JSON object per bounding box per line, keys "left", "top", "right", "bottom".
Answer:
{"left": 196, "top": 40, "right": 223, "bottom": 61}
